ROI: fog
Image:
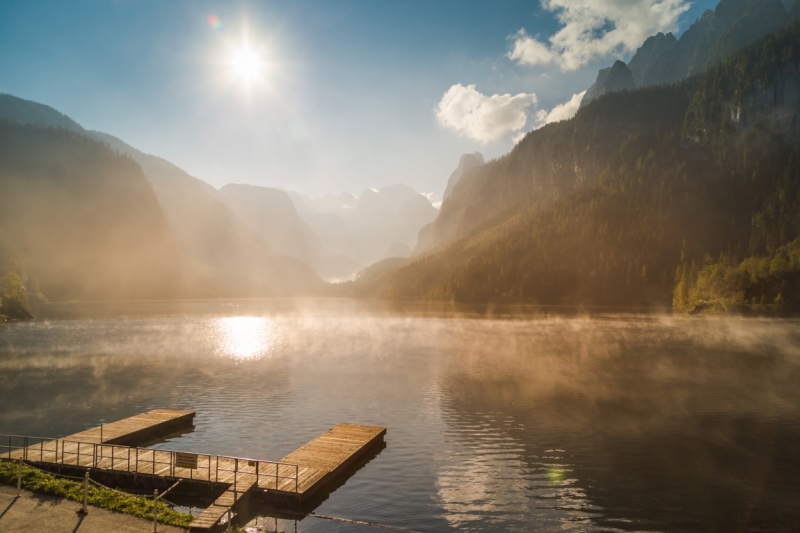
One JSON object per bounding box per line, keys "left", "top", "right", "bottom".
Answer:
{"left": 2, "top": 302, "right": 799, "bottom": 530}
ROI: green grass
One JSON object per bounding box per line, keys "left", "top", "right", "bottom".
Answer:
{"left": 0, "top": 460, "right": 193, "bottom": 528}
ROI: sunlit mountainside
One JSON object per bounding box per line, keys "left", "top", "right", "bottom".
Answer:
{"left": 350, "top": 20, "right": 800, "bottom": 314}
{"left": 0, "top": 119, "right": 181, "bottom": 301}
{"left": 2, "top": 0, "right": 800, "bottom": 314}
{"left": 0, "top": 94, "right": 439, "bottom": 300}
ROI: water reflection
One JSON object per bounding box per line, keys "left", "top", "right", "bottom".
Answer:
{"left": 210, "top": 316, "right": 281, "bottom": 361}
{"left": 2, "top": 303, "right": 800, "bottom": 532}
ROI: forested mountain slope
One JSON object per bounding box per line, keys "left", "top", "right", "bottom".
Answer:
{"left": 0, "top": 95, "right": 324, "bottom": 298}
{"left": 91, "top": 133, "right": 324, "bottom": 297}
{"left": 354, "top": 22, "right": 800, "bottom": 308}
{"left": 0, "top": 120, "right": 180, "bottom": 301}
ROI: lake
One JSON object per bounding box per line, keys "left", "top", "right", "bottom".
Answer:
{"left": 2, "top": 299, "right": 799, "bottom": 532}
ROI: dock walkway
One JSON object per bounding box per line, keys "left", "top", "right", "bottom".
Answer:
{"left": 1, "top": 411, "right": 386, "bottom": 532}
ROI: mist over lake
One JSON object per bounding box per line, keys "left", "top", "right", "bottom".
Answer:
{"left": 3, "top": 300, "right": 799, "bottom": 532}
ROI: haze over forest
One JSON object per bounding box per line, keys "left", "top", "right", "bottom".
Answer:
{"left": 2, "top": 0, "right": 800, "bottom": 317}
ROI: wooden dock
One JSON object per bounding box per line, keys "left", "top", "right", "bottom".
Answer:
{"left": 66, "top": 409, "right": 195, "bottom": 445}
{"left": 190, "top": 423, "right": 386, "bottom": 530}
{"left": 1, "top": 411, "right": 386, "bottom": 532}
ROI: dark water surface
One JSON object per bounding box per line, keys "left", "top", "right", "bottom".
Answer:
{"left": 2, "top": 299, "right": 800, "bottom": 532}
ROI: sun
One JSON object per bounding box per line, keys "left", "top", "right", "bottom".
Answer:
{"left": 229, "top": 45, "right": 264, "bottom": 85}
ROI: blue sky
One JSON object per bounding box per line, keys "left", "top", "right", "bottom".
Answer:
{"left": 0, "top": 0, "right": 717, "bottom": 200}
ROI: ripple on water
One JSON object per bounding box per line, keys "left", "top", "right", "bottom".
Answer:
{"left": 2, "top": 304, "right": 800, "bottom": 531}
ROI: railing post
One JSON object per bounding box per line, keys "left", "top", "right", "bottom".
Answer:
{"left": 128, "top": 447, "right": 131, "bottom": 472}
{"left": 295, "top": 464, "right": 298, "bottom": 494}
{"left": 79, "top": 471, "right": 89, "bottom": 514}
{"left": 153, "top": 489, "right": 158, "bottom": 533}
{"left": 23, "top": 436, "right": 28, "bottom": 461}
{"left": 16, "top": 458, "right": 22, "bottom": 496}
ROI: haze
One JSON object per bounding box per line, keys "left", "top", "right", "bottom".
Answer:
{"left": 0, "top": 0, "right": 715, "bottom": 200}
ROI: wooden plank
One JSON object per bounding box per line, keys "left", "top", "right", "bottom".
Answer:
{"left": 278, "top": 423, "right": 386, "bottom": 500}
{"left": 65, "top": 409, "right": 195, "bottom": 445}
{"left": 189, "top": 478, "right": 257, "bottom": 531}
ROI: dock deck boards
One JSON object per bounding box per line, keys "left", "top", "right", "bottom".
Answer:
{"left": 189, "top": 423, "right": 386, "bottom": 530}
{"left": 8, "top": 409, "right": 194, "bottom": 461}
{"left": 280, "top": 423, "right": 386, "bottom": 497}
{"left": 66, "top": 409, "right": 195, "bottom": 445}
{"left": 2, "top": 411, "right": 385, "bottom": 532}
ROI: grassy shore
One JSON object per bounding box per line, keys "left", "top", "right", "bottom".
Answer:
{"left": 0, "top": 460, "right": 193, "bottom": 528}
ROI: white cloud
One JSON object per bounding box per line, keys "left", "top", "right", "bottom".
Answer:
{"left": 432, "top": 201, "right": 442, "bottom": 209}
{"left": 435, "top": 84, "right": 537, "bottom": 143}
{"left": 534, "top": 91, "right": 586, "bottom": 128}
{"left": 508, "top": 0, "right": 690, "bottom": 71}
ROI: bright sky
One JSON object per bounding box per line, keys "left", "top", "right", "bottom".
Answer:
{"left": 0, "top": 0, "right": 716, "bottom": 200}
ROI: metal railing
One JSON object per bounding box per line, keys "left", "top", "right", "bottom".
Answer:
{"left": 216, "top": 454, "right": 299, "bottom": 494}
{"left": 0, "top": 433, "right": 300, "bottom": 493}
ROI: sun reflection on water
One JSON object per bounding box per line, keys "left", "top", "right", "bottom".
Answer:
{"left": 210, "top": 316, "right": 280, "bottom": 361}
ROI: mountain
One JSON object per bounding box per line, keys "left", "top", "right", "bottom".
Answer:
{"left": 86, "top": 133, "right": 323, "bottom": 297}
{"left": 218, "top": 183, "right": 363, "bottom": 281}
{"left": 219, "top": 184, "right": 321, "bottom": 267}
{"left": 581, "top": 0, "right": 793, "bottom": 108}
{"left": 412, "top": 152, "right": 485, "bottom": 257}
{"left": 580, "top": 61, "right": 635, "bottom": 108}
{"left": 350, "top": 21, "right": 800, "bottom": 309}
{"left": 0, "top": 94, "right": 324, "bottom": 297}
{"left": 0, "top": 119, "right": 180, "bottom": 301}
{"left": 443, "top": 152, "right": 484, "bottom": 201}
{"left": 383, "top": 242, "right": 412, "bottom": 259}
{"left": 626, "top": 32, "right": 679, "bottom": 87}
{"left": 286, "top": 184, "right": 438, "bottom": 280}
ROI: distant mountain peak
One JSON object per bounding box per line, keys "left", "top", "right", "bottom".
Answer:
{"left": 443, "top": 152, "right": 484, "bottom": 201}
{"left": 580, "top": 61, "right": 634, "bottom": 108}
{"left": 580, "top": 0, "right": 792, "bottom": 107}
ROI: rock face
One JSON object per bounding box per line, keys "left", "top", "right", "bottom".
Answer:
{"left": 627, "top": 33, "right": 679, "bottom": 87}
{"left": 580, "top": 61, "right": 635, "bottom": 108}
{"left": 690, "top": 0, "right": 787, "bottom": 75}
{"left": 580, "top": 0, "right": 793, "bottom": 108}
{"left": 443, "top": 152, "right": 484, "bottom": 201}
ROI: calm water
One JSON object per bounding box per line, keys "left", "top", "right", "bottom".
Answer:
{"left": 2, "top": 299, "right": 800, "bottom": 532}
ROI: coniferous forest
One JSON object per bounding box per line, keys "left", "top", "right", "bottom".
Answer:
{"left": 351, "top": 22, "right": 800, "bottom": 313}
